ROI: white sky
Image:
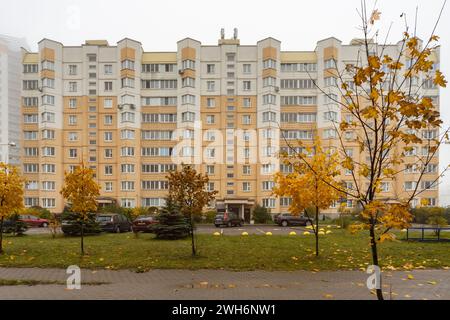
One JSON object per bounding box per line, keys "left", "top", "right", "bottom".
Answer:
{"left": 1, "top": 0, "right": 449, "bottom": 205}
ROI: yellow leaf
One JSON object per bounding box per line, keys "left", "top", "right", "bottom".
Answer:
{"left": 370, "top": 10, "right": 381, "bottom": 24}
{"left": 407, "top": 274, "right": 414, "bottom": 280}
{"left": 427, "top": 281, "right": 437, "bottom": 285}
{"left": 434, "top": 70, "right": 447, "bottom": 87}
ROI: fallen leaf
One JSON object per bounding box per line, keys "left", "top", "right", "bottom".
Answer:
{"left": 407, "top": 274, "right": 414, "bottom": 280}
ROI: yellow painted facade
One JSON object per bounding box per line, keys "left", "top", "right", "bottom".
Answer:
{"left": 20, "top": 35, "right": 440, "bottom": 218}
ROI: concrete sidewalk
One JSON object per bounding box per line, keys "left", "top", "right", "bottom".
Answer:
{"left": 0, "top": 268, "right": 448, "bottom": 300}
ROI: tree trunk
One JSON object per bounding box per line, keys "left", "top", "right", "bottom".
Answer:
{"left": 190, "top": 214, "right": 196, "bottom": 256}
{"left": 315, "top": 206, "right": 319, "bottom": 257}
{"left": 80, "top": 221, "right": 85, "bottom": 256}
{"left": 0, "top": 217, "right": 4, "bottom": 254}
{"left": 369, "top": 224, "right": 383, "bottom": 300}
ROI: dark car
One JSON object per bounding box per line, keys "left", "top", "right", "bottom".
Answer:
{"left": 1, "top": 218, "right": 28, "bottom": 234}
{"left": 61, "top": 212, "right": 101, "bottom": 236}
{"left": 214, "top": 212, "right": 244, "bottom": 228}
{"left": 275, "top": 213, "right": 311, "bottom": 227}
{"left": 19, "top": 215, "right": 49, "bottom": 227}
{"left": 132, "top": 215, "right": 158, "bottom": 233}
{"left": 96, "top": 214, "right": 132, "bottom": 233}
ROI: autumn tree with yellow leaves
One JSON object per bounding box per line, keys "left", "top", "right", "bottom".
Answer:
{"left": 166, "top": 164, "right": 217, "bottom": 256}
{"left": 282, "top": 1, "right": 448, "bottom": 300}
{"left": 274, "top": 139, "right": 342, "bottom": 256}
{"left": 0, "top": 163, "right": 24, "bottom": 254}
{"left": 60, "top": 164, "right": 100, "bottom": 255}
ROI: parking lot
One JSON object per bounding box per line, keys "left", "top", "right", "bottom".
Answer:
{"left": 25, "top": 224, "right": 311, "bottom": 236}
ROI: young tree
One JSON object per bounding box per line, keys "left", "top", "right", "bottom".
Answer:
{"left": 153, "top": 197, "right": 190, "bottom": 240}
{"left": 60, "top": 164, "right": 100, "bottom": 255}
{"left": 274, "top": 139, "right": 341, "bottom": 256}
{"left": 0, "top": 163, "right": 24, "bottom": 254}
{"left": 166, "top": 164, "right": 217, "bottom": 256}
{"left": 287, "top": 1, "right": 448, "bottom": 300}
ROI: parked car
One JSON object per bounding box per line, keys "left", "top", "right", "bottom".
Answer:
{"left": 1, "top": 217, "right": 28, "bottom": 234}
{"left": 96, "top": 214, "right": 132, "bottom": 233}
{"left": 214, "top": 212, "right": 244, "bottom": 228}
{"left": 132, "top": 215, "right": 158, "bottom": 233}
{"left": 275, "top": 213, "right": 311, "bottom": 227}
{"left": 19, "top": 214, "right": 49, "bottom": 228}
{"left": 61, "top": 212, "right": 101, "bottom": 236}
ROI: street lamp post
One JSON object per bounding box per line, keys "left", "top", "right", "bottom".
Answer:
{"left": 0, "top": 142, "right": 17, "bottom": 164}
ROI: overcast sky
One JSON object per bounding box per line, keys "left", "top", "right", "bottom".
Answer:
{"left": 1, "top": 0, "right": 449, "bottom": 205}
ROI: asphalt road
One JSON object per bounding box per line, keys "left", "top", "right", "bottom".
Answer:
{"left": 25, "top": 224, "right": 312, "bottom": 236}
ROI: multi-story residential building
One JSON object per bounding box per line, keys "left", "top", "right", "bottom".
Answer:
{"left": 20, "top": 32, "right": 440, "bottom": 218}
{"left": 0, "top": 35, "right": 28, "bottom": 165}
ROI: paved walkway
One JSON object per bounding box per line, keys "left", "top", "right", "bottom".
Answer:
{"left": 0, "top": 268, "right": 448, "bottom": 300}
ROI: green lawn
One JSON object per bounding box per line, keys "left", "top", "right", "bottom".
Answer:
{"left": 0, "top": 230, "right": 449, "bottom": 271}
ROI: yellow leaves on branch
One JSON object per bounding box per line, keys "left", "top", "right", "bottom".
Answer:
{"left": 434, "top": 70, "right": 447, "bottom": 88}
{"left": 60, "top": 164, "right": 100, "bottom": 218}
{"left": 369, "top": 9, "right": 381, "bottom": 25}
{"left": 0, "top": 163, "right": 25, "bottom": 219}
{"left": 274, "top": 139, "right": 341, "bottom": 214}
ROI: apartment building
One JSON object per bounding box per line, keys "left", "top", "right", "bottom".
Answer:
{"left": 20, "top": 31, "right": 440, "bottom": 218}
{"left": 0, "top": 35, "right": 28, "bottom": 165}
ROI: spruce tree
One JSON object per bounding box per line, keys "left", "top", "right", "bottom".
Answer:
{"left": 153, "top": 198, "right": 190, "bottom": 240}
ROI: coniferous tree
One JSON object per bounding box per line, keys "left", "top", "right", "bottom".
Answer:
{"left": 153, "top": 197, "right": 190, "bottom": 240}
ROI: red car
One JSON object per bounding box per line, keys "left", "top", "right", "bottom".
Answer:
{"left": 19, "top": 215, "right": 49, "bottom": 228}
{"left": 132, "top": 215, "right": 158, "bottom": 233}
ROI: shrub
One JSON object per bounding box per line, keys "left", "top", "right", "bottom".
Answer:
{"left": 60, "top": 211, "right": 101, "bottom": 236}
{"left": 412, "top": 207, "right": 446, "bottom": 224}
{"left": 1, "top": 213, "right": 28, "bottom": 235}
{"left": 252, "top": 205, "right": 272, "bottom": 224}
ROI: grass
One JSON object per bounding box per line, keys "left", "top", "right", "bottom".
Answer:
{"left": 0, "top": 279, "right": 108, "bottom": 286}
{"left": 0, "top": 229, "right": 449, "bottom": 271}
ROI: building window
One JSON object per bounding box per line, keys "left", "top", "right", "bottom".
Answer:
{"left": 104, "top": 99, "right": 113, "bottom": 109}
{"left": 121, "top": 77, "right": 135, "bottom": 88}
{"left": 68, "top": 65, "right": 77, "bottom": 75}
{"left": 242, "top": 115, "right": 251, "bottom": 125}
{"left": 243, "top": 81, "right": 251, "bottom": 91}
{"left": 262, "top": 111, "right": 276, "bottom": 122}
{"left": 121, "top": 198, "right": 135, "bottom": 208}
{"left": 41, "top": 60, "right": 55, "bottom": 71}
{"left": 207, "top": 81, "right": 215, "bottom": 92}
{"left": 42, "top": 147, "right": 55, "bottom": 157}
{"left": 243, "top": 64, "right": 251, "bottom": 74}
{"left": 42, "top": 129, "right": 55, "bottom": 140}
{"left": 207, "top": 64, "right": 215, "bottom": 74}
{"left": 104, "top": 81, "right": 113, "bottom": 91}
{"left": 262, "top": 198, "right": 276, "bottom": 208}
{"left": 182, "top": 77, "right": 195, "bottom": 88}
{"left": 105, "top": 165, "right": 113, "bottom": 175}
{"left": 104, "top": 115, "right": 113, "bottom": 125}
{"left": 243, "top": 182, "right": 251, "bottom": 192}
{"left": 42, "top": 95, "right": 55, "bottom": 105}
{"left": 262, "top": 94, "right": 276, "bottom": 105}
{"left": 182, "top": 112, "right": 196, "bottom": 122}
{"left": 68, "top": 82, "right": 77, "bottom": 92}
{"left": 263, "top": 77, "right": 276, "bottom": 87}
{"left": 23, "top": 64, "right": 38, "bottom": 73}
{"left": 120, "top": 147, "right": 135, "bottom": 157}
{"left": 68, "top": 149, "right": 77, "bottom": 158}
{"left": 182, "top": 59, "right": 195, "bottom": 70}
{"left": 104, "top": 132, "right": 113, "bottom": 142}
{"left": 120, "top": 112, "right": 135, "bottom": 123}
{"left": 68, "top": 115, "right": 77, "bottom": 125}
{"left": 206, "top": 115, "right": 215, "bottom": 124}
{"left": 206, "top": 165, "right": 215, "bottom": 175}
{"left": 121, "top": 59, "right": 135, "bottom": 70}
{"left": 104, "top": 64, "right": 113, "bottom": 75}
{"left": 120, "top": 129, "right": 135, "bottom": 140}
{"left": 263, "top": 59, "right": 277, "bottom": 69}
{"left": 42, "top": 198, "right": 56, "bottom": 208}
{"left": 105, "top": 182, "right": 113, "bottom": 192}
